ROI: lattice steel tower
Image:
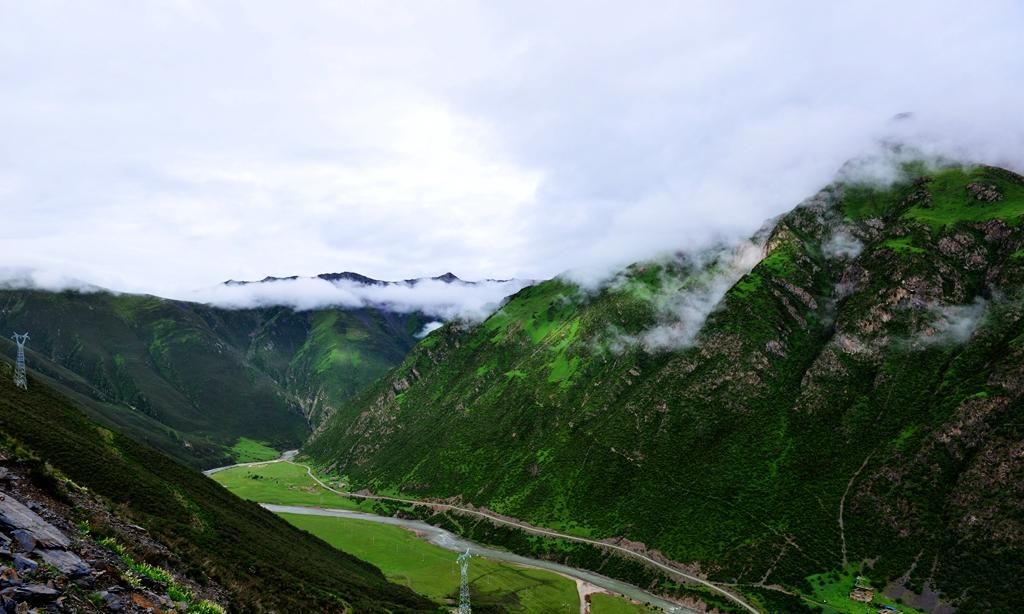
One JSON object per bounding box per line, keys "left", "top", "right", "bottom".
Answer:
{"left": 457, "top": 549, "right": 472, "bottom": 614}
{"left": 11, "top": 332, "right": 29, "bottom": 390}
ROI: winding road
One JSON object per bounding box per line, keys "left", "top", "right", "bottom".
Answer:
{"left": 205, "top": 452, "right": 760, "bottom": 614}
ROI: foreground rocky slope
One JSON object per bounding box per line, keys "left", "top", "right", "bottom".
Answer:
{"left": 1, "top": 459, "right": 227, "bottom": 613}
{"left": 307, "top": 163, "right": 1024, "bottom": 612}
{"left": 0, "top": 361, "right": 436, "bottom": 612}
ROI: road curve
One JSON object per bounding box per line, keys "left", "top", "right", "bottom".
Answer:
{"left": 206, "top": 453, "right": 761, "bottom": 614}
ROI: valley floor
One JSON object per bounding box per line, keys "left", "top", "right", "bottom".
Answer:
{"left": 209, "top": 457, "right": 672, "bottom": 613}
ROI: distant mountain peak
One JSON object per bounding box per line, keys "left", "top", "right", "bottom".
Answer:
{"left": 225, "top": 271, "right": 501, "bottom": 287}
{"left": 316, "top": 272, "right": 385, "bottom": 285}
{"left": 432, "top": 272, "right": 461, "bottom": 283}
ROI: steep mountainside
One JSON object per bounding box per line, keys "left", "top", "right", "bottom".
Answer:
{"left": 0, "top": 359, "right": 436, "bottom": 612}
{"left": 0, "top": 288, "right": 427, "bottom": 468}
{"left": 307, "top": 164, "right": 1024, "bottom": 613}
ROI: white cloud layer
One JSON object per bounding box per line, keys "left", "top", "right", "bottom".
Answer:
{"left": 0, "top": 265, "right": 530, "bottom": 322}
{"left": 1, "top": 1, "right": 1023, "bottom": 297}
{"left": 190, "top": 277, "right": 531, "bottom": 322}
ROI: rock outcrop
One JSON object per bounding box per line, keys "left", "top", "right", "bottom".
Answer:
{"left": 0, "top": 459, "right": 223, "bottom": 613}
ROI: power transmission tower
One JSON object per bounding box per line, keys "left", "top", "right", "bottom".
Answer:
{"left": 457, "top": 549, "right": 472, "bottom": 614}
{"left": 11, "top": 332, "right": 29, "bottom": 390}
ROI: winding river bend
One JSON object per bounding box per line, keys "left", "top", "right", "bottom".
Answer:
{"left": 263, "top": 503, "right": 693, "bottom": 613}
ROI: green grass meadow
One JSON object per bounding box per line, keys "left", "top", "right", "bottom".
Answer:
{"left": 228, "top": 437, "right": 281, "bottom": 463}
{"left": 211, "top": 461, "right": 369, "bottom": 510}
{"left": 805, "top": 565, "right": 924, "bottom": 613}
{"left": 214, "top": 460, "right": 589, "bottom": 612}
{"left": 281, "top": 513, "right": 580, "bottom": 613}
{"left": 589, "top": 593, "right": 661, "bottom": 613}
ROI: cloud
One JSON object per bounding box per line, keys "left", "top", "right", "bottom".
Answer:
{"left": 415, "top": 321, "right": 445, "bottom": 338}
{"left": 0, "top": 264, "right": 530, "bottom": 322}
{"left": 0, "top": 267, "right": 103, "bottom": 294}
{"left": 1, "top": 1, "right": 1022, "bottom": 295}
{"left": 187, "top": 277, "right": 532, "bottom": 322}
{"left": 611, "top": 241, "right": 765, "bottom": 352}
{"left": 822, "top": 229, "right": 864, "bottom": 260}
{"left": 921, "top": 298, "right": 988, "bottom": 345}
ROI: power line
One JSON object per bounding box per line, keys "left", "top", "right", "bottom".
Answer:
{"left": 457, "top": 549, "right": 472, "bottom": 614}
{"left": 11, "top": 332, "right": 29, "bottom": 390}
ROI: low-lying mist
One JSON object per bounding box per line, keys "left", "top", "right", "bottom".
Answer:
{"left": 603, "top": 241, "right": 765, "bottom": 352}
{"left": 189, "top": 277, "right": 534, "bottom": 322}
{"left": 0, "top": 267, "right": 533, "bottom": 324}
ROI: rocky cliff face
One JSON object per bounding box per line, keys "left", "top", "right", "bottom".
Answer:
{"left": 307, "top": 163, "right": 1024, "bottom": 613}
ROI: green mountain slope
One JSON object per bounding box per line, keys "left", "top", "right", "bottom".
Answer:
{"left": 0, "top": 290, "right": 426, "bottom": 468}
{"left": 0, "top": 359, "right": 437, "bottom": 612}
{"left": 306, "top": 164, "right": 1024, "bottom": 613}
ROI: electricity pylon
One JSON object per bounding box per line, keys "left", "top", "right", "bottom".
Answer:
{"left": 457, "top": 549, "right": 472, "bottom": 614}
{"left": 11, "top": 332, "right": 29, "bottom": 390}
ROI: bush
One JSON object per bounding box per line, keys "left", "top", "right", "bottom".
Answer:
{"left": 187, "top": 600, "right": 226, "bottom": 614}
{"left": 168, "top": 583, "right": 195, "bottom": 603}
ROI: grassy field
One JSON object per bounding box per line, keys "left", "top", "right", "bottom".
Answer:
{"left": 281, "top": 513, "right": 580, "bottom": 612}
{"left": 903, "top": 166, "right": 1024, "bottom": 228}
{"left": 589, "top": 593, "right": 661, "bottom": 613}
{"left": 215, "top": 460, "right": 587, "bottom": 612}
{"left": 228, "top": 437, "right": 281, "bottom": 463}
{"left": 210, "top": 461, "right": 370, "bottom": 510}
{"left": 805, "top": 565, "right": 923, "bottom": 613}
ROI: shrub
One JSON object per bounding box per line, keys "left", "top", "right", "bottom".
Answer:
{"left": 168, "top": 583, "right": 194, "bottom": 603}
{"left": 187, "top": 600, "right": 226, "bottom": 614}
{"left": 99, "top": 537, "right": 173, "bottom": 584}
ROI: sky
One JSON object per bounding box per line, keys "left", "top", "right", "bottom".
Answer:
{"left": 2, "top": 1, "right": 1023, "bottom": 304}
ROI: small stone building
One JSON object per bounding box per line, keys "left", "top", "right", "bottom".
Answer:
{"left": 850, "top": 586, "right": 875, "bottom": 603}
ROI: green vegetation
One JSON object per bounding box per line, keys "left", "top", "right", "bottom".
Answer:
{"left": 840, "top": 164, "right": 1024, "bottom": 228}
{"left": 483, "top": 281, "right": 581, "bottom": 344}
{"left": 210, "top": 461, "right": 366, "bottom": 510}
{"left": 228, "top": 437, "right": 280, "bottom": 463}
{"left": 904, "top": 166, "right": 1024, "bottom": 228}
{"left": 0, "top": 288, "right": 427, "bottom": 468}
{"left": 881, "top": 236, "right": 925, "bottom": 254}
{"left": 97, "top": 536, "right": 216, "bottom": 610}
{"left": 891, "top": 425, "right": 917, "bottom": 450}
{"left": 589, "top": 593, "right": 660, "bottom": 614}
{"left": 805, "top": 565, "right": 922, "bottom": 613}
{"left": 0, "top": 365, "right": 435, "bottom": 612}
{"left": 214, "top": 457, "right": 644, "bottom": 613}
{"left": 168, "top": 583, "right": 194, "bottom": 603}
{"left": 281, "top": 513, "right": 580, "bottom": 612}
{"left": 99, "top": 536, "right": 175, "bottom": 584}
{"left": 185, "top": 601, "right": 226, "bottom": 614}
{"left": 307, "top": 164, "right": 1024, "bottom": 613}
{"left": 839, "top": 183, "right": 904, "bottom": 220}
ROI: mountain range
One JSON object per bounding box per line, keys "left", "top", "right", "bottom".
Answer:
{"left": 0, "top": 277, "right": 450, "bottom": 468}
{"left": 304, "top": 163, "right": 1024, "bottom": 613}
{"left": 3, "top": 161, "right": 1023, "bottom": 612}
